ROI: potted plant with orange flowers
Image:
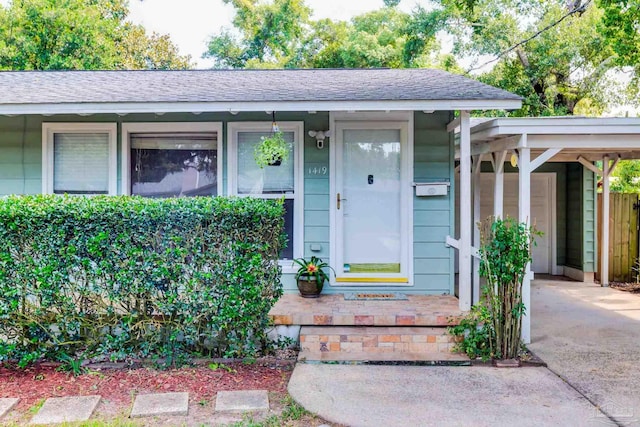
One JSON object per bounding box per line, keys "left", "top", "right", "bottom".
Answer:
{"left": 293, "top": 256, "right": 335, "bottom": 298}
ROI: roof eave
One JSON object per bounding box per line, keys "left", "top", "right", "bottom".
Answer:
{"left": 0, "top": 99, "right": 523, "bottom": 116}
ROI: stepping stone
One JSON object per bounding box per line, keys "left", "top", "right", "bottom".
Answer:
{"left": 30, "top": 395, "right": 100, "bottom": 425}
{"left": 215, "top": 390, "right": 269, "bottom": 412}
{"left": 130, "top": 392, "right": 189, "bottom": 418}
{"left": 0, "top": 398, "right": 19, "bottom": 419}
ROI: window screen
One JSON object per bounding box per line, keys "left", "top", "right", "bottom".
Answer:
{"left": 53, "top": 133, "right": 110, "bottom": 195}
{"left": 130, "top": 132, "right": 218, "bottom": 198}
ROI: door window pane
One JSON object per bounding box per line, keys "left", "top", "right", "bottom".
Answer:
{"left": 53, "top": 133, "right": 109, "bottom": 194}
{"left": 131, "top": 133, "right": 218, "bottom": 197}
{"left": 342, "top": 129, "right": 401, "bottom": 273}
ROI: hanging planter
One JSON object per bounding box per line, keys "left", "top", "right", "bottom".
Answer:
{"left": 254, "top": 131, "right": 289, "bottom": 168}
{"left": 254, "top": 112, "right": 290, "bottom": 168}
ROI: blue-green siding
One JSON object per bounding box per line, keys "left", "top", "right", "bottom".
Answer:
{"left": 0, "top": 111, "right": 598, "bottom": 294}
{"left": 413, "top": 111, "right": 455, "bottom": 294}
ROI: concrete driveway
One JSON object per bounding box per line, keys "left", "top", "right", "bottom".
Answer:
{"left": 530, "top": 278, "right": 640, "bottom": 427}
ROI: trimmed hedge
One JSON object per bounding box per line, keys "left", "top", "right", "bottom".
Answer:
{"left": 0, "top": 195, "right": 285, "bottom": 367}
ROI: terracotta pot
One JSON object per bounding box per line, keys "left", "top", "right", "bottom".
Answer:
{"left": 297, "top": 276, "right": 323, "bottom": 298}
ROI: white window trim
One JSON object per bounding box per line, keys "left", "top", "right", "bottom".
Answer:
{"left": 329, "top": 111, "right": 414, "bottom": 286}
{"left": 42, "top": 122, "right": 118, "bottom": 195}
{"left": 227, "top": 121, "right": 305, "bottom": 273}
{"left": 121, "top": 122, "right": 224, "bottom": 196}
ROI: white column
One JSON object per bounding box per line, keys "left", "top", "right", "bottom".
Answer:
{"left": 459, "top": 111, "right": 472, "bottom": 311}
{"left": 518, "top": 142, "right": 531, "bottom": 344}
{"left": 493, "top": 151, "right": 507, "bottom": 219}
{"left": 602, "top": 155, "right": 610, "bottom": 287}
{"left": 472, "top": 154, "right": 483, "bottom": 304}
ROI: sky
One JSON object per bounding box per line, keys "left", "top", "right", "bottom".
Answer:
{"left": 127, "top": 0, "right": 433, "bottom": 69}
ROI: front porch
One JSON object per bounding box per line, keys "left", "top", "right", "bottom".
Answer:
{"left": 269, "top": 294, "right": 467, "bottom": 362}
{"left": 270, "top": 293, "right": 464, "bottom": 327}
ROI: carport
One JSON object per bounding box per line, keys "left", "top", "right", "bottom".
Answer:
{"left": 452, "top": 116, "right": 640, "bottom": 343}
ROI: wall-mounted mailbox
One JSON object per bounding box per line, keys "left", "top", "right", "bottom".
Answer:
{"left": 414, "top": 182, "right": 449, "bottom": 197}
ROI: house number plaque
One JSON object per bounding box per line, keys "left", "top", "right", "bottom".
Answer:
{"left": 306, "top": 163, "right": 328, "bottom": 176}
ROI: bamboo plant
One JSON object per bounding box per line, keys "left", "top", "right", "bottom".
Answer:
{"left": 478, "top": 217, "right": 537, "bottom": 360}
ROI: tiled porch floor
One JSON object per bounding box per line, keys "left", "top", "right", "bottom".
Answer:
{"left": 269, "top": 294, "right": 464, "bottom": 327}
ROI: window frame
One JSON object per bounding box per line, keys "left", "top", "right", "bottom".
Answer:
{"left": 42, "top": 122, "right": 118, "bottom": 195}
{"left": 227, "top": 121, "right": 304, "bottom": 272}
{"left": 122, "top": 122, "right": 224, "bottom": 197}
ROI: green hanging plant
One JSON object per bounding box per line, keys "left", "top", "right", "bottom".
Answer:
{"left": 254, "top": 131, "right": 290, "bottom": 168}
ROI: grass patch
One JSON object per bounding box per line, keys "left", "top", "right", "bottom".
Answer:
{"left": 225, "top": 394, "right": 316, "bottom": 427}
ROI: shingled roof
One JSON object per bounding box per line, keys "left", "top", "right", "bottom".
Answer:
{"left": 0, "top": 68, "right": 521, "bottom": 114}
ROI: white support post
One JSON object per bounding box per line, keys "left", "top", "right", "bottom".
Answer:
{"left": 518, "top": 142, "right": 532, "bottom": 345}
{"left": 602, "top": 155, "right": 610, "bottom": 287}
{"left": 472, "top": 154, "right": 483, "bottom": 304}
{"left": 493, "top": 151, "right": 507, "bottom": 219}
{"left": 459, "top": 111, "right": 472, "bottom": 311}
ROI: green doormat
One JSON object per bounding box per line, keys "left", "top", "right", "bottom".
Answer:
{"left": 344, "top": 292, "right": 408, "bottom": 301}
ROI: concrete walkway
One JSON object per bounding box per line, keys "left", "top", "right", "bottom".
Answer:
{"left": 529, "top": 279, "right": 640, "bottom": 426}
{"left": 289, "top": 364, "right": 606, "bottom": 427}
{"left": 289, "top": 278, "right": 640, "bottom": 427}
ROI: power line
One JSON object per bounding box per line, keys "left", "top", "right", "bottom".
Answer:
{"left": 466, "top": 0, "right": 593, "bottom": 73}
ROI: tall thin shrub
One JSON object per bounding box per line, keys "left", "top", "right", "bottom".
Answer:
{"left": 479, "top": 217, "right": 536, "bottom": 360}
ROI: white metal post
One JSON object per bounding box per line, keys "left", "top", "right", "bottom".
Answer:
{"left": 602, "top": 155, "right": 610, "bottom": 287}
{"left": 493, "top": 151, "right": 507, "bottom": 219}
{"left": 518, "top": 143, "right": 531, "bottom": 344}
{"left": 473, "top": 154, "right": 483, "bottom": 304}
{"left": 459, "top": 111, "right": 472, "bottom": 311}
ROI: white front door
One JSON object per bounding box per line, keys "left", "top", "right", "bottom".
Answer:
{"left": 332, "top": 121, "right": 411, "bottom": 285}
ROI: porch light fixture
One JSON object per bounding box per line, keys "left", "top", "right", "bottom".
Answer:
{"left": 308, "top": 130, "right": 331, "bottom": 149}
{"left": 510, "top": 152, "right": 519, "bottom": 168}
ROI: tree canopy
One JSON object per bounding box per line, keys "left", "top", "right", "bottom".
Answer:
{"left": 0, "top": 0, "right": 191, "bottom": 70}
{"left": 204, "top": 0, "right": 639, "bottom": 116}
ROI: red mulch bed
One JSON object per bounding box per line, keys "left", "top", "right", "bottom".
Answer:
{"left": 0, "top": 360, "right": 293, "bottom": 411}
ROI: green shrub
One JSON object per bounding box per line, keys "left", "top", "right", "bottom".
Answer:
{"left": 0, "top": 195, "right": 285, "bottom": 367}
{"left": 449, "top": 217, "right": 536, "bottom": 361}
{"left": 479, "top": 217, "right": 536, "bottom": 360}
{"left": 448, "top": 304, "right": 494, "bottom": 361}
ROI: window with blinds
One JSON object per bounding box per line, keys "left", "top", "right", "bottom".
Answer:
{"left": 130, "top": 132, "right": 218, "bottom": 198}
{"left": 53, "top": 133, "right": 110, "bottom": 195}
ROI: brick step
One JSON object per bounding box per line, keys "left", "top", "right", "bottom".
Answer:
{"left": 299, "top": 326, "right": 469, "bottom": 362}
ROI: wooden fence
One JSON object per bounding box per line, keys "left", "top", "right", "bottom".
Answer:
{"left": 597, "top": 193, "right": 640, "bottom": 283}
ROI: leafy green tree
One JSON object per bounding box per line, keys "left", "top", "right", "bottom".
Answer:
{"left": 204, "top": 0, "right": 311, "bottom": 68}
{"left": 118, "top": 24, "right": 192, "bottom": 70}
{"left": 0, "top": 0, "right": 191, "bottom": 70}
{"left": 439, "top": 0, "right": 621, "bottom": 116}
{"left": 611, "top": 160, "right": 640, "bottom": 193}
{"left": 204, "top": 0, "right": 450, "bottom": 70}
{"left": 598, "top": 0, "right": 640, "bottom": 69}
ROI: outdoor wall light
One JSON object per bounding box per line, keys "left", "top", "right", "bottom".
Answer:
{"left": 308, "top": 130, "right": 331, "bottom": 149}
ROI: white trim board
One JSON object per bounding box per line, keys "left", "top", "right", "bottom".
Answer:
{"left": 121, "top": 122, "right": 224, "bottom": 197}
{"left": 42, "top": 122, "right": 118, "bottom": 195}
{"left": 0, "top": 99, "right": 522, "bottom": 116}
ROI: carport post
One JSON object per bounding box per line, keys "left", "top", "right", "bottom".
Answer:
{"left": 473, "top": 154, "right": 483, "bottom": 304}
{"left": 518, "top": 141, "right": 532, "bottom": 344}
{"left": 459, "top": 111, "right": 472, "bottom": 311}
{"left": 602, "top": 155, "right": 610, "bottom": 287}
{"left": 493, "top": 151, "right": 507, "bottom": 219}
